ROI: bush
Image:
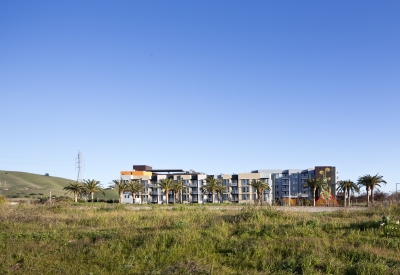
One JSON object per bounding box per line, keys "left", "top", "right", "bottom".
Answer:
{"left": 0, "top": 195, "right": 7, "bottom": 205}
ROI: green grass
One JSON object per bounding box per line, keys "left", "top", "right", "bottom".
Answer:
{"left": 0, "top": 170, "right": 119, "bottom": 200}
{"left": 1, "top": 204, "right": 400, "bottom": 274}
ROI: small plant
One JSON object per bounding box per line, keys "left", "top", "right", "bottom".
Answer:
{"left": 305, "top": 219, "right": 321, "bottom": 228}
{"left": 0, "top": 195, "right": 7, "bottom": 205}
{"left": 380, "top": 216, "right": 400, "bottom": 237}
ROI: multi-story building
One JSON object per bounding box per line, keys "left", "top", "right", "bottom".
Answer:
{"left": 120, "top": 165, "right": 338, "bottom": 205}
{"left": 120, "top": 165, "right": 208, "bottom": 204}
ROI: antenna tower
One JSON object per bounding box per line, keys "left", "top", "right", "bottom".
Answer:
{"left": 75, "top": 150, "right": 85, "bottom": 183}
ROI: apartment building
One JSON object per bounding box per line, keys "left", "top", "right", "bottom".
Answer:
{"left": 121, "top": 165, "right": 208, "bottom": 204}
{"left": 120, "top": 165, "right": 338, "bottom": 205}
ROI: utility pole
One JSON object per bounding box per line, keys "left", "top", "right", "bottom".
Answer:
{"left": 75, "top": 150, "right": 84, "bottom": 183}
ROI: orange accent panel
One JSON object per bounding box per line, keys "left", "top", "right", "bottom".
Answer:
{"left": 120, "top": 171, "right": 152, "bottom": 176}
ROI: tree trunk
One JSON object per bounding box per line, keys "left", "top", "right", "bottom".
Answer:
{"left": 211, "top": 191, "right": 214, "bottom": 203}
{"left": 74, "top": 192, "right": 78, "bottom": 203}
{"left": 313, "top": 187, "right": 316, "bottom": 207}
{"left": 371, "top": 187, "right": 375, "bottom": 206}
{"left": 343, "top": 189, "right": 346, "bottom": 207}
{"left": 366, "top": 189, "right": 370, "bottom": 207}
{"left": 347, "top": 187, "right": 351, "bottom": 207}
{"left": 119, "top": 191, "right": 123, "bottom": 204}
{"left": 260, "top": 190, "right": 263, "bottom": 206}
{"left": 165, "top": 189, "right": 169, "bottom": 205}
{"left": 91, "top": 192, "right": 94, "bottom": 202}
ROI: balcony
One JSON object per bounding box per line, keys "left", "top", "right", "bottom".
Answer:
{"left": 150, "top": 192, "right": 159, "bottom": 196}
{"left": 231, "top": 190, "right": 239, "bottom": 194}
{"left": 230, "top": 182, "right": 238, "bottom": 187}
{"left": 191, "top": 191, "right": 199, "bottom": 195}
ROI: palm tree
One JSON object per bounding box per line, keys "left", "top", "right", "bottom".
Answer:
{"left": 368, "top": 174, "right": 387, "bottom": 206}
{"left": 215, "top": 184, "right": 227, "bottom": 203}
{"left": 201, "top": 176, "right": 221, "bottom": 203}
{"left": 346, "top": 180, "right": 360, "bottom": 207}
{"left": 158, "top": 178, "right": 175, "bottom": 204}
{"left": 337, "top": 180, "right": 348, "bottom": 207}
{"left": 249, "top": 180, "right": 270, "bottom": 206}
{"left": 171, "top": 180, "right": 184, "bottom": 204}
{"left": 126, "top": 179, "right": 145, "bottom": 203}
{"left": 63, "top": 182, "right": 84, "bottom": 202}
{"left": 111, "top": 179, "right": 128, "bottom": 204}
{"left": 304, "top": 178, "right": 323, "bottom": 207}
{"left": 358, "top": 175, "right": 372, "bottom": 207}
{"left": 82, "top": 179, "right": 104, "bottom": 202}
{"left": 337, "top": 180, "right": 359, "bottom": 207}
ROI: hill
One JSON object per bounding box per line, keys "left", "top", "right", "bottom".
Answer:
{"left": 0, "top": 170, "right": 118, "bottom": 200}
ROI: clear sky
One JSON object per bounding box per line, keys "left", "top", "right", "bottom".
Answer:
{"left": 1, "top": 1, "right": 399, "bottom": 192}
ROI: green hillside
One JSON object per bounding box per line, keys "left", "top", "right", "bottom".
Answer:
{"left": 0, "top": 170, "right": 118, "bottom": 200}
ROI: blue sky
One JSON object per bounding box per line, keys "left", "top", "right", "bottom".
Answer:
{"left": 1, "top": 1, "right": 399, "bottom": 192}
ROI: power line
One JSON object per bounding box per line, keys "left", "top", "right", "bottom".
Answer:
{"left": 0, "top": 161, "right": 72, "bottom": 166}
{"left": 0, "top": 155, "right": 71, "bottom": 161}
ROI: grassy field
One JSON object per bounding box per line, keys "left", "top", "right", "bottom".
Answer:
{"left": 1, "top": 204, "right": 400, "bottom": 274}
{"left": 0, "top": 170, "right": 119, "bottom": 200}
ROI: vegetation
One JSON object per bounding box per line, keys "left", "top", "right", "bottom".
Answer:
{"left": 171, "top": 179, "right": 184, "bottom": 204}
{"left": 63, "top": 182, "right": 84, "bottom": 202}
{"left": 202, "top": 176, "right": 222, "bottom": 203}
{"left": 215, "top": 184, "right": 227, "bottom": 203}
{"left": 338, "top": 180, "right": 360, "bottom": 207}
{"left": 158, "top": 178, "right": 175, "bottom": 204}
{"left": 249, "top": 180, "right": 270, "bottom": 206}
{"left": 0, "top": 170, "right": 74, "bottom": 199}
{"left": 1, "top": 204, "right": 400, "bottom": 274}
{"left": 111, "top": 179, "right": 128, "bottom": 204}
{"left": 358, "top": 174, "right": 387, "bottom": 207}
{"left": 82, "top": 179, "right": 104, "bottom": 202}
{"left": 304, "top": 177, "right": 323, "bottom": 207}
{"left": 0, "top": 195, "right": 7, "bottom": 205}
{"left": 126, "top": 179, "right": 145, "bottom": 202}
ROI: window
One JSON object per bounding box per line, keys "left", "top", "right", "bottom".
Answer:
{"left": 199, "top": 180, "right": 204, "bottom": 186}
{"left": 241, "top": 179, "right": 249, "bottom": 185}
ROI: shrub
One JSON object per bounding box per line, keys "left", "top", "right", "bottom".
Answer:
{"left": 380, "top": 216, "right": 400, "bottom": 237}
{"left": 0, "top": 195, "right": 7, "bottom": 205}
